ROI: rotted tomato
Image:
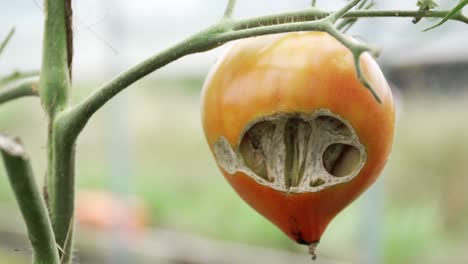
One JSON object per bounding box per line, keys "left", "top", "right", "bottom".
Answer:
{"left": 201, "top": 32, "right": 394, "bottom": 258}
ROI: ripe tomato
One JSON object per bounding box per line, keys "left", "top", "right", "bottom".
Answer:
{"left": 201, "top": 32, "right": 394, "bottom": 255}
{"left": 76, "top": 190, "right": 149, "bottom": 235}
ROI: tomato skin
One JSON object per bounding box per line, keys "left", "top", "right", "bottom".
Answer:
{"left": 201, "top": 32, "right": 394, "bottom": 243}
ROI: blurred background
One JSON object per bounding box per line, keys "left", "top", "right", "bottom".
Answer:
{"left": 1, "top": 0, "right": 468, "bottom": 263}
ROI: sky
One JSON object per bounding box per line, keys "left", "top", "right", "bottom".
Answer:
{"left": 1, "top": 0, "right": 467, "bottom": 80}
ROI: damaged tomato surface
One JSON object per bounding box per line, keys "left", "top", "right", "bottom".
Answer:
{"left": 201, "top": 32, "right": 395, "bottom": 259}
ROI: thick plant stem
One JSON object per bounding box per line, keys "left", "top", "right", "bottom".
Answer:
{"left": 40, "top": 0, "right": 74, "bottom": 262}
{"left": 39, "top": 0, "right": 70, "bottom": 116}
{"left": 0, "top": 135, "right": 60, "bottom": 264}
{"left": 47, "top": 118, "right": 76, "bottom": 264}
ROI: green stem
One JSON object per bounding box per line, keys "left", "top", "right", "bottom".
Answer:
{"left": 40, "top": 0, "right": 74, "bottom": 262}
{"left": 326, "top": 25, "right": 381, "bottom": 102}
{"left": 0, "top": 78, "right": 39, "bottom": 105}
{"left": 47, "top": 118, "right": 76, "bottom": 264}
{"left": 328, "top": 0, "right": 362, "bottom": 23}
{"left": 0, "top": 71, "right": 39, "bottom": 86}
{"left": 337, "top": 1, "right": 375, "bottom": 32}
{"left": 222, "top": 0, "right": 237, "bottom": 20}
{"left": 345, "top": 9, "right": 468, "bottom": 23}
{"left": 0, "top": 135, "right": 60, "bottom": 264}
{"left": 232, "top": 9, "right": 328, "bottom": 30}
{"left": 424, "top": 0, "right": 468, "bottom": 31}
{"left": 0, "top": 28, "right": 15, "bottom": 57}
{"left": 39, "top": 0, "right": 70, "bottom": 116}
{"left": 233, "top": 9, "right": 468, "bottom": 30}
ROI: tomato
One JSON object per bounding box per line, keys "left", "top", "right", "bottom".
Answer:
{"left": 76, "top": 190, "right": 149, "bottom": 235}
{"left": 201, "top": 32, "right": 394, "bottom": 255}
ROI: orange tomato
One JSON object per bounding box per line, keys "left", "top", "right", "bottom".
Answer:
{"left": 76, "top": 190, "right": 150, "bottom": 235}
{"left": 201, "top": 32, "right": 394, "bottom": 252}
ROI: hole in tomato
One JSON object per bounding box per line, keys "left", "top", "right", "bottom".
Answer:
{"left": 215, "top": 109, "right": 366, "bottom": 193}
{"left": 323, "top": 143, "right": 361, "bottom": 177}
{"left": 239, "top": 120, "right": 274, "bottom": 182}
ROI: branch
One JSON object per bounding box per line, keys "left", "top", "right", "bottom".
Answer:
{"left": 344, "top": 9, "right": 468, "bottom": 23}
{"left": 425, "top": 0, "right": 468, "bottom": 31}
{"left": 0, "top": 28, "right": 15, "bottom": 57}
{"left": 326, "top": 26, "right": 381, "bottom": 102}
{"left": 233, "top": 9, "right": 468, "bottom": 30}
{"left": 327, "top": 0, "right": 362, "bottom": 23}
{"left": 0, "top": 135, "right": 60, "bottom": 264}
{"left": 59, "top": 6, "right": 468, "bottom": 142}
{"left": 0, "top": 71, "right": 39, "bottom": 86}
{"left": 323, "top": 0, "right": 382, "bottom": 102}
{"left": 222, "top": 0, "right": 237, "bottom": 20}
{"left": 0, "top": 78, "right": 39, "bottom": 105}
{"left": 337, "top": 0, "right": 375, "bottom": 32}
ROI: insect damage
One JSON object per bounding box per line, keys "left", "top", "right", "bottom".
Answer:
{"left": 213, "top": 109, "right": 366, "bottom": 193}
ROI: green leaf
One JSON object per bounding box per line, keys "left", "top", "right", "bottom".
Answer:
{"left": 424, "top": 0, "right": 468, "bottom": 31}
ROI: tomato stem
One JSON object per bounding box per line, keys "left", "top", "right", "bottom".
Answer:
{"left": 328, "top": 0, "right": 362, "bottom": 23}
{"left": 222, "top": 0, "right": 237, "bottom": 21}
{"left": 39, "top": 0, "right": 71, "bottom": 117}
{"left": 0, "top": 135, "right": 61, "bottom": 264}
{"left": 39, "top": 0, "right": 75, "bottom": 263}
{"left": 326, "top": 25, "right": 382, "bottom": 103}
{"left": 0, "top": 78, "right": 39, "bottom": 105}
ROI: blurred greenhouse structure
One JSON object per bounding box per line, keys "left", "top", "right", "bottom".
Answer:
{"left": 1, "top": 0, "right": 468, "bottom": 263}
